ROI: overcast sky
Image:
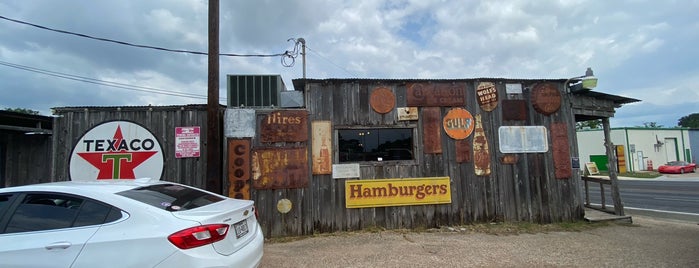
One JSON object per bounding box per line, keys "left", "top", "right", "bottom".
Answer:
{"left": 1, "top": 1, "right": 697, "bottom": 127}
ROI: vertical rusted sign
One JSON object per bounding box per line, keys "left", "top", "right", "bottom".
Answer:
{"left": 407, "top": 83, "right": 466, "bottom": 107}
{"left": 551, "top": 122, "right": 572, "bottom": 179}
{"left": 370, "top": 87, "right": 396, "bottom": 114}
{"left": 227, "top": 139, "right": 251, "bottom": 200}
{"left": 422, "top": 107, "right": 442, "bottom": 154}
{"left": 312, "top": 121, "right": 332, "bottom": 175}
{"left": 476, "top": 82, "right": 498, "bottom": 112}
{"left": 456, "top": 139, "right": 471, "bottom": 163}
{"left": 260, "top": 110, "right": 308, "bottom": 142}
{"left": 252, "top": 147, "right": 309, "bottom": 189}
{"left": 473, "top": 114, "right": 491, "bottom": 176}
{"left": 531, "top": 83, "right": 561, "bottom": 116}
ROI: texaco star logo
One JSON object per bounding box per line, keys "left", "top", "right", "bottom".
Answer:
{"left": 69, "top": 121, "right": 164, "bottom": 181}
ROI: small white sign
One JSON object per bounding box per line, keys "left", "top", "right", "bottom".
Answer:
{"left": 332, "top": 163, "right": 361, "bottom": 179}
{"left": 506, "top": 83, "right": 523, "bottom": 94}
{"left": 397, "top": 107, "right": 419, "bottom": 121}
{"left": 175, "top": 126, "right": 200, "bottom": 158}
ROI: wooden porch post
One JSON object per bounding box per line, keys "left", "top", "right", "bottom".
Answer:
{"left": 602, "top": 118, "right": 625, "bottom": 215}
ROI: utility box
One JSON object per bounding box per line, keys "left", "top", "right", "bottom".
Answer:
{"left": 227, "top": 75, "right": 285, "bottom": 107}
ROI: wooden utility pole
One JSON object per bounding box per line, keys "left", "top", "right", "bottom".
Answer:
{"left": 206, "top": 0, "right": 222, "bottom": 194}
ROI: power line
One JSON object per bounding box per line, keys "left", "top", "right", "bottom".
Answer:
{"left": 306, "top": 46, "right": 358, "bottom": 77}
{"left": 0, "top": 15, "right": 294, "bottom": 59}
{"left": 0, "top": 60, "right": 219, "bottom": 100}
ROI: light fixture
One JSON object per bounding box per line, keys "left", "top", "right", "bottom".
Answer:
{"left": 565, "top": 67, "right": 598, "bottom": 93}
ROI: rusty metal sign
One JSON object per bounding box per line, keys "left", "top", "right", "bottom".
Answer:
{"left": 227, "top": 139, "right": 251, "bottom": 200}
{"left": 407, "top": 83, "right": 466, "bottom": 107}
{"left": 500, "top": 154, "right": 518, "bottom": 165}
{"left": 476, "top": 82, "right": 498, "bottom": 112}
{"left": 370, "top": 87, "right": 396, "bottom": 114}
{"left": 473, "top": 114, "right": 491, "bottom": 176}
{"left": 551, "top": 122, "right": 572, "bottom": 179}
{"left": 423, "top": 107, "right": 442, "bottom": 154}
{"left": 531, "top": 83, "right": 561, "bottom": 116}
{"left": 260, "top": 110, "right": 308, "bottom": 143}
{"left": 502, "top": 100, "right": 528, "bottom": 121}
{"left": 456, "top": 139, "right": 471, "bottom": 163}
{"left": 443, "top": 108, "right": 474, "bottom": 140}
{"left": 312, "top": 121, "right": 332, "bottom": 175}
{"left": 252, "top": 147, "right": 309, "bottom": 189}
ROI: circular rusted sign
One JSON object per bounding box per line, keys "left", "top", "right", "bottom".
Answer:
{"left": 476, "top": 82, "right": 498, "bottom": 112}
{"left": 277, "top": 198, "right": 292, "bottom": 214}
{"left": 370, "top": 87, "right": 396, "bottom": 114}
{"left": 443, "top": 108, "right": 475, "bottom": 140}
{"left": 531, "top": 83, "right": 561, "bottom": 115}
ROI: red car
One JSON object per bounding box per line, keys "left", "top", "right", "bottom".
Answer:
{"left": 658, "top": 161, "right": 697, "bottom": 174}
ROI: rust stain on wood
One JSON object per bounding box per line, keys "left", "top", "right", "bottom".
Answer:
{"left": 476, "top": 82, "right": 498, "bottom": 112}
{"left": 531, "top": 83, "right": 561, "bottom": 116}
{"left": 551, "top": 122, "right": 572, "bottom": 179}
{"left": 252, "top": 147, "right": 309, "bottom": 189}
{"left": 455, "top": 139, "right": 471, "bottom": 163}
{"left": 473, "top": 114, "right": 491, "bottom": 176}
{"left": 370, "top": 87, "right": 396, "bottom": 114}
{"left": 407, "top": 83, "right": 466, "bottom": 107}
{"left": 502, "top": 100, "right": 527, "bottom": 121}
{"left": 260, "top": 110, "right": 308, "bottom": 142}
{"left": 422, "top": 107, "right": 442, "bottom": 154}
{"left": 227, "top": 139, "right": 251, "bottom": 200}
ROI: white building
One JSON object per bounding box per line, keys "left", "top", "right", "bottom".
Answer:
{"left": 577, "top": 127, "right": 692, "bottom": 173}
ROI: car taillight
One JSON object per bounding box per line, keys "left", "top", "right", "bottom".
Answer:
{"left": 168, "top": 224, "right": 229, "bottom": 249}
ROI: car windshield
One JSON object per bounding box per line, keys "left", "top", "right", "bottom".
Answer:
{"left": 667, "top": 161, "right": 687, "bottom": 166}
{"left": 117, "top": 184, "right": 224, "bottom": 211}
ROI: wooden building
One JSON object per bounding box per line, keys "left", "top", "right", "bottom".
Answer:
{"left": 0, "top": 110, "right": 53, "bottom": 187}
{"left": 39, "top": 76, "right": 637, "bottom": 238}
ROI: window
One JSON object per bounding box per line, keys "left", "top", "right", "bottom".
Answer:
{"left": 0, "top": 194, "right": 13, "bottom": 220}
{"left": 338, "top": 128, "right": 414, "bottom": 162}
{"left": 117, "top": 184, "right": 224, "bottom": 211}
{"left": 3, "top": 193, "right": 123, "bottom": 233}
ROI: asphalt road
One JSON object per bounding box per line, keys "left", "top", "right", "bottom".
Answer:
{"left": 586, "top": 172, "right": 699, "bottom": 222}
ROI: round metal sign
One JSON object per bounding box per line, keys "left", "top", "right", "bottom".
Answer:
{"left": 531, "top": 83, "right": 562, "bottom": 115}
{"left": 277, "top": 198, "right": 292, "bottom": 214}
{"left": 443, "top": 108, "right": 475, "bottom": 140}
{"left": 370, "top": 87, "right": 396, "bottom": 114}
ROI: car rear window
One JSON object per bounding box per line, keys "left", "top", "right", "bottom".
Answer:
{"left": 117, "top": 184, "right": 224, "bottom": 211}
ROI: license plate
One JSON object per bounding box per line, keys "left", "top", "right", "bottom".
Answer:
{"left": 233, "top": 220, "right": 249, "bottom": 239}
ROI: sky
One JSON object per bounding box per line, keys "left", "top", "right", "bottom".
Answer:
{"left": 1, "top": 0, "right": 697, "bottom": 128}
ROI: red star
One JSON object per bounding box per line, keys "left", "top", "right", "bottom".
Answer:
{"left": 77, "top": 125, "right": 157, "bottom": 180}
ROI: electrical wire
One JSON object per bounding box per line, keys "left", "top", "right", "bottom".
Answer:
{"left": 0, "top": 15, "right": 292, "bottom": 58}
{"left": 306, "top": 46, "right": 358, "bottom": 77}
{"left": 0, "top": 60, "right": 218, "bottom": 100}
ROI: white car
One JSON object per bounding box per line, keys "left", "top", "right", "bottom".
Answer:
{"left": 0, "top": 179, "right": 263, "bottom": 268}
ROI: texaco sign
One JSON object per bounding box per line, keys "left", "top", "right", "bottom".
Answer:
{"left": 69, "top": 121, "right": 164, "bottom": 181}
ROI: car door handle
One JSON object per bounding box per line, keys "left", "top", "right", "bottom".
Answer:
{"left": 45, "top": 242, "right": 72, "bottom": 250}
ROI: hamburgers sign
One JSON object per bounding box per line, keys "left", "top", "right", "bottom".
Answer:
{"left": 69, "top": 121, "right": 164, "bottom": 181}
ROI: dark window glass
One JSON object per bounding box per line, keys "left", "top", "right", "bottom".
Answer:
{"left": 3, "top": 193, "right": 123, "bottom": 233}
{"left": 74, "top": 201, "right": 117, "bottom": 227}
{"left": 0, "top": 194, "right": 13, "bottom": 220}
{"left": 338, "top": 128, "right": 414, "bottom": 162}
{"left": 117, "top": 184, "right": 224, "bottom": 211}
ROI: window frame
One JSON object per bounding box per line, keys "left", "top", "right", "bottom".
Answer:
{"left": 335, "top": 125, "right": 419, "bottom": 165}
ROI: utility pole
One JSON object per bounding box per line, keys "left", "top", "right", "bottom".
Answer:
{"left": 206, "top": 0, "right": 222, "bottom": 194}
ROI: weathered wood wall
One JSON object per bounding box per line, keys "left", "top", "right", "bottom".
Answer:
{"left": 251, "top": 79, "right": 585, "bottom": 237}
{"left": 50, "top": 105, "right": 217, "bottom": 188}
{"left": 0, "top": 132, "right": 52, "bottom": 187}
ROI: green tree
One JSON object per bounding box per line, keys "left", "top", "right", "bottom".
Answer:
{"left": 3, "top": 108, "right": 40, "bottom": 115}
{"left": 678, "top": 113, "right": 699, "bottom": 128}
{"left": 576, "top": 119, "right": 602, "bottom": 130}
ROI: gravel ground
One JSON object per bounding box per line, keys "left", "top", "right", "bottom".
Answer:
{"left": 260, "top": 215, "right": 699, "bottom": 267}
